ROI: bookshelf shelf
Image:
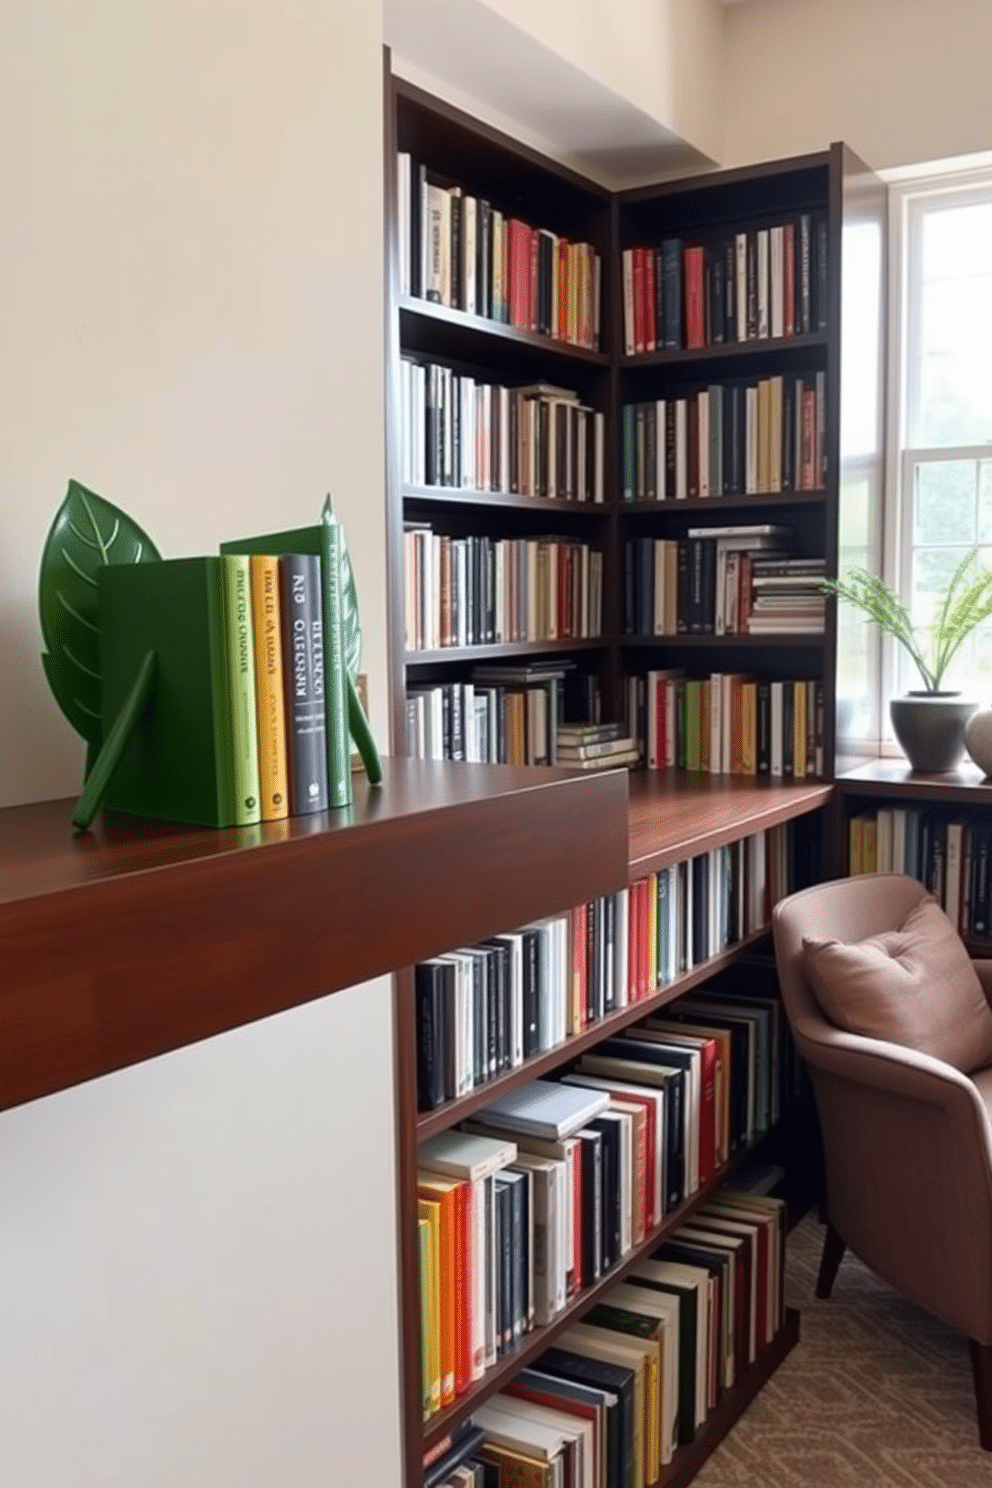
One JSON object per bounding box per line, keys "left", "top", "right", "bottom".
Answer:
{"left": 619, "top": 330, "right": 827, "bottom": 372}
{"left": 837, "top": 757, "right": 992, "bottom": 806}
{"left": 403, "top": 484, "right": 607, "bottom": 517}
{"left": 620, "top": 633, "right": 825, "bottom": 649}
{"left": 0, "top": 758, "right": 628, "bottom": 1116}
{"left": 398, "top": 296, "right": 609, "bottom": 368}
{"left": 621, "top": 490, "right": 826, "bottom": 515}
{"left": 421, "top": 1128, "right": 793, "bottom": 1451}
{"left": 405, "top": 638, "right": 608, "bottom": 665}
{"left": 627, "top": 772, "right": 832, "bottom": 880}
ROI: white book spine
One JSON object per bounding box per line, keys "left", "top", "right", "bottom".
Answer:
{"left": 462, "top": 194, "right": 477, "bottom": 315}
{"left": 397, "top": 152, "right": 411, "bottom": 297}
{"left": 622, "top": 249, "right": 635, "bottom": 356}
{"left": 675, "top": 399, "right": 688, "bottom": 500}
{"left": 656, "top": 399, "right": 666, "bottom": 500}
{"left": 770, "top": 681, "right": 784, "bottom": 777}
{"left": 770, "top": 224, "right": 784, "bottom": 338}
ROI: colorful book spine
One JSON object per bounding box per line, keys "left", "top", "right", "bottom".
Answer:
{"left": 222, "top": 553, "right": 262, "bottom": 826}
{"left": 279, "top": 553, "right": 329, "bottom": 815}
{"left": 249, "top": 555, "right": 289, "bottom": 821}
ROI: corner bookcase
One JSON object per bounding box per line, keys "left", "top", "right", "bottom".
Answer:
{"left": 383, "top": 59, "right": 887, "bottom": 1488}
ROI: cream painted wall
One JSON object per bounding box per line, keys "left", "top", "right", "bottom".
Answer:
{"left": 723, "top": 0, "right": 992, "bottom": 170}
{"left": 480, "top": 0, "right": 726, "bottom": 164}
{"left": 1, "top": 0, "right": 388, "bottom": 810}
{"left": 1, "top": 4, "right": 402, "bottom": 1486}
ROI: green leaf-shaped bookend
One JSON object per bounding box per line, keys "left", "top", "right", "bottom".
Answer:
{"left": 40, "top": 480, "right": 161, "bottom": 775}
{"left": 322, "top": 495, "right": 382, "bottom": 784}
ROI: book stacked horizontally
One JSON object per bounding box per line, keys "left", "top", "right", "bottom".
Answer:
{"left": 555, "top": 723, "right": 640, "bottom": 773}
{"left": 745, "top": 555, "right": 826, "bottom": 635}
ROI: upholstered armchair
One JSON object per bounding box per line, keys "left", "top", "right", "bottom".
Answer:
{"left": 772, "top": 873, "right": 992, "bottom": 1450}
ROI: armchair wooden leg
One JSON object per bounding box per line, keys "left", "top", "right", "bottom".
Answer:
{"left": 815, "top": 1221, "right": 846, "bottom": 1300}
{"left": 969, "top": 1339, "right": 992, "bottom": 1451}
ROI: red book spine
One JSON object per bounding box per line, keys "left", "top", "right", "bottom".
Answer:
{"left": 637, "top": 879, "right": 649, "bottom": 1001}
{"left": 529, "top": 226, "right": 539, "bottom": 332}
{"left": 738, "top": 551, "right": 753, "bottom": 631}
{"left": 657, "top": 678, "right": 668, "bottom": 770}
{"left": 558, "top": 238, "right": 568, "bottom": 340}
{"left": 684, "top": 245, "right": 706, "bottom": 348}
{"left": 698, "top": 1040, "right": 717, "bottom": 1185}
{"left": 633, "top": 247, "right": 646, "bottom": 356}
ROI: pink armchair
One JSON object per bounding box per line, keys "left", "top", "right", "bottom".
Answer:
{"left": 772, "top": 873, "right": 992, "bottom": 1449}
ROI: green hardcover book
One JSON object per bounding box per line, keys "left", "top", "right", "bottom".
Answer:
{"left": 222, "top": 554, "right": 262, "bottom": 825}
{"left": 685, "top": 679, "right": 702, "bottom": 773}
{"left": 222, "top": 513, "right": 353, "bottom": 807}
{"left": 418, "top": 1216, "right": 432, "bottom": 1422}
{"left": 98, "top": 557, "right": 236, "bottom": 827}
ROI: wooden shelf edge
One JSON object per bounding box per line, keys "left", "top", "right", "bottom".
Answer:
{"left": 420, "top": 1129, "right": 784, "bottom": 1451}
{"left": 398, "top": 296, "right": 608, "bottom": 366}
{"left": 403, "top": 485, "right": 608, "bottom": 516}
{"left": 415, "top": 927, "right": 771, "bottom": 1140}
{"left": 406, "top": 638, "right": 609, "bottom": 664}
{"left": 660, "top": 1309, "right": 800, "bottom": 1488}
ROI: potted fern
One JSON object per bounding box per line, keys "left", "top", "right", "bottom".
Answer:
{"left": 823, "top": 550, "right": 992, "bottom": 772}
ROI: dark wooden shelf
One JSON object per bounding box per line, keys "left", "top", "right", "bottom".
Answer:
{"left": 621, "top": 490, "right": 826, "bottom": 515}
{"left": 0, "top": 758, "right": 629, "bottom": 1115}
{"left": 619, "top": 331, "right": 826, "bottom": 371}
{"left": 398, "top": 296, "right": 608, "bottom": 368}
{"left": 402, "top": 484, "right": 608, "bottom": 517}
{"left": 406, "top": 638, "right": 608, "bottom": 665}
{"left": 627, "top": 771, "right": 832, "bottom": 879}
{"left": 620, "top": 633, "right": 825, "bottom": 649}
{"left": 415, "top": 924, "right": 772, "bottom": 1140}
{"left": 662, "top": 1309, "right": 800, "bottom": 1488}
{"left": 837, "top": 757, "right": 992, "bottom": 806}
{"left": 421, "top": 1130, "right": 790, "bottom": 1451}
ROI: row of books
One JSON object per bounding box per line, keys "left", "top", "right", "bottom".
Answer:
{"left": 397, "top": 154, "right": 602, "bottom": 350}
{"left": 414, "top": 824, "right": 808, "bottom": 1115}
{"left": 405, "top": 664, "right": 601, "bottom": 768}
{"left": 433, "top": 1183, "right": 786, "bottom": 1487}
{"left": 848, "top": 806, "right": 992, "bottom": 939}
{"left": 400, "top": 361, "right": 606, "bottom": 502}
{"left": 99, "top": 522, "right": 354, "bottom": 828}
{"left": 621, "top": 215, "right": 828, "bottom": 356}
{"left": 620, "top": 375, "right": 827, "bottom": 503}
{"left": 404, "top": 527, "right": 604, "bottom": 651}
{"left": 625, "top": 672, "right": 825, "bottom": 780}
{"left": 418, "top": 1033, "right": 787, "bottom": 1428}
{"left": 623, "top": 528, "right": 826, "bottom": 638}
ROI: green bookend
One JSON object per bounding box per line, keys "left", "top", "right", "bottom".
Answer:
{"left": 221, "top": 553, "right": 262, "bottom": 825}
{"left": 98, "top": 558, "right": 236, "bottom": 827}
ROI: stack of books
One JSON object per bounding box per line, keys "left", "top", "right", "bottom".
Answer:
{"left": 555, "top": 723, "right": 640, "bottom": 773}
{"left": 746, "top": 555, "right": 826, "bottom": 635}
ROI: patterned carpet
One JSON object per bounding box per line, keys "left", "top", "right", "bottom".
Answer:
{"left": 692, "top": 1212, "right": 990, "bottom": 1487}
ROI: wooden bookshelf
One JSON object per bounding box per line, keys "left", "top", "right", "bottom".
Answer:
{"left": 0, "top": 759, "right": 628, "bottom": 1116}
{"left": 384, "top": 58, "right": 886, "bottom": 1488}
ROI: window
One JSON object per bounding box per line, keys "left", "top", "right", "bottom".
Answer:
{"left": 889, "top": 166, "right": 992, "bottom": 700}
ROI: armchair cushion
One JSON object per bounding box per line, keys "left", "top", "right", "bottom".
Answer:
{"left": 802, "top": 895, "right": 992, "bottom": 1074}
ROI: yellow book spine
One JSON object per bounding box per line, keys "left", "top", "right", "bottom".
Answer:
{"left": 741, "top": 682, "right": 757, "bottom": 776}
{"left": 417, "top": 1198, "right": 442, "bottom": 1416}
{"left": 793, "top": 680, "right": 807, "bottom": 781}
{"left": 863, "top": 817, "right": 878, "bottom": 874}
{"left": 646, "top": 1347, "right": 661, "bottom": 1485}
{"left": 849, "top": 815, "right": 864, "bottom": 876}
{"left": 249, "top": 555, "right": 290, "bottom": 821}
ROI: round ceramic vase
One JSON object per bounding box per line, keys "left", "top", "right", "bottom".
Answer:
{"left": 890, "top": 693, "right": 978, "bottom": 773}
{"left": 964, "top": 706, "right": 992, "bottom": 778}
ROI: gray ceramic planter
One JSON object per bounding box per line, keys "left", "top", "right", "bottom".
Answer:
{"left": 890, "top": 693, "right": 978, "bottom": 772}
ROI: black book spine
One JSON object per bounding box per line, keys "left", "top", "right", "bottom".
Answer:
{"left": 675, "top": 680, "right": 687, "bottom": 772}
{"left": 665, "top": 399, "right": 677, "bottom": 500}
{"left": 701, "top": 539, "right": 716, "bottom": 634}
{"left": 666, "top": 1071, "right": 684, "bottom": 1212}
{"left": 757, "top": 681, "right": 772, "bottom": 776}
{"left": 676, "top": 540, "right": 691, "bottom": 634}
{"left": 522, "top": 928, "right": 540, "bottom": 1058}
{"left": 486, "top": 946, "right": 500, "bottom": 1078}
{"left": 414, "top": 965, "right": 445, "bottom": 1111}
{"left": 449, "top": 192, "right": 461, "bottom": 311}
{"left": 477, "top": 199, "right": 491, "bottom": 318}
{"left": 782, "top": 377, "right": 796, "bottom": 490}
{"left": 799, "top": 213, "right": 812, "bottom": 334}
{"left": 645, "top": 403, "right": 657, "bottom": 501}
{"left": 689, "top": 538, "right": 705, "bottom": 634}
{"left": 711, "top": 250, "right": 725, "bottom": 343}
{"left": 692, "top": 853, "right": 708, "bottom": 964}
{"left": 782, "top": 680, "right": 794, "bottom": 778}
{"left": 279, "top": 553, "right": 329, "bottom": 816}
{"left": 722, "top": 236, "right": 735, "bottom": 341}
{"left": 590, "top": 1117, "right": 620, "bottom": 1271}
{"left": 638, "top": 537, "right": 654, "bottom": 637}
{"left": 746, "top": 231, "right": 757, "bottom": 339}
{"left": 472, "top": 954, "right": 485, "bottom": 1088}
{"left": 495, "top": 1178, "right": 512, "bottom": 1353}
{"left": 586, "top": 897, "right": 598, "bottom": 1024}
{"left": 603, "top": 892, "right": 616, "bottom": 1013}
{"left": 623, "top": 540, "right": 635, "bottom": 635}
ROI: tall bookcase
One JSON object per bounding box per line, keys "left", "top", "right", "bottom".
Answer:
{"left": 385, "top": 62, "right": 887, "bottom": 1488}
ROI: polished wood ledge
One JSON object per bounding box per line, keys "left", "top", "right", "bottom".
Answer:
{"left": 0, "top": 758, "right": 629, "bottom": 1114}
